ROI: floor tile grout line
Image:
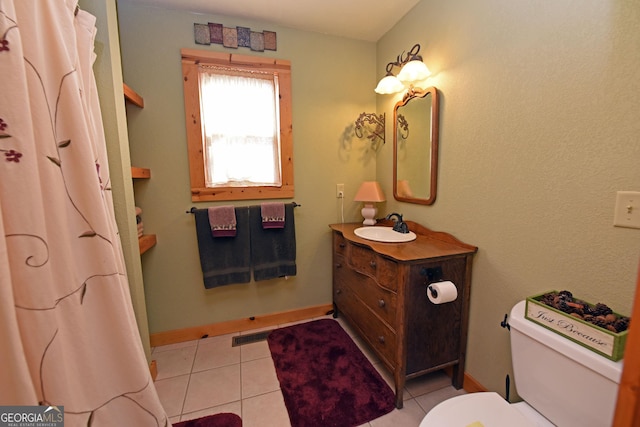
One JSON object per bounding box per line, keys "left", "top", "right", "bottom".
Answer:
{"left": 178, "top": 338, "right": 203, "bottom": 419}
{"left": 238, "top": 333, "right": 245, "bottom": 420}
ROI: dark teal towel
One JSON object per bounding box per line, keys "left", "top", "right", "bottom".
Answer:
{"left": 194, "top": 207, "right": 251, "bottom": 288}
{"left": 249, "top": 203, "right": 297, "bottom": 281}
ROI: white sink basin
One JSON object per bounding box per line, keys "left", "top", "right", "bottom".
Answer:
{"left": 354, "top": 226, "right": 417, "bottom": 243}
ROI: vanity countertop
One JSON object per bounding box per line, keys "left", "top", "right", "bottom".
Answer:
{"left": 329, "top": 222, "right": 477, "bottom": 262}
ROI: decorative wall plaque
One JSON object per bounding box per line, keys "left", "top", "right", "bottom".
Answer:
{"left": 194, "top": 21, "right": 277, "bottom": 51}
{"left": 222, "top": 27, "right": 238, "bottom": 48}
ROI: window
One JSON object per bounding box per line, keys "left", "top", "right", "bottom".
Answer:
{"left": 181, "top": 49, "right": 293, "bottom": 201}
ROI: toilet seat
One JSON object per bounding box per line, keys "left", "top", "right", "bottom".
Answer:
{"left": 419, "top": 392, "right": 545, "bottom": 427}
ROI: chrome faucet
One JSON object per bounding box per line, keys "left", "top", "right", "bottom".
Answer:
{"left": 385, "top": 213, "right": 409, "bottom": 234}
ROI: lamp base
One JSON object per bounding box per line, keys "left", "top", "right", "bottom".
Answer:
{"left": 361, "top": 204, "right": 378, "bottom": 226}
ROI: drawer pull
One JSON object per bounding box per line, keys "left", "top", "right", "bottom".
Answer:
{"left": 378, "top": 336, "right": 385, "bottom": 344}
{"left": 370, "top": 260, "right": 377, "bottom": 268}
{"left": 336, "top": 289, "right": 342, "bottom": 295}
{"left": 378, "top": 299, "right": 386, "bottom": 308}
{"left": 339, "top": 243, "right": 345, "bottom": 248}
{"left": 335, "top": 263, "right": 342, "bottom": 268}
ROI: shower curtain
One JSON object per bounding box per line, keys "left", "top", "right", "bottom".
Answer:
{"left": 0, "top": 1, "right": 169, "bottom": 425}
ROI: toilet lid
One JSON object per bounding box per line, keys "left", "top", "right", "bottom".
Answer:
{"left": 419, "top": 392, "right": 539, "bottom": 427}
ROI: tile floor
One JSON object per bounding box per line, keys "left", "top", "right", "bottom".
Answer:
{"left": 152, "top": 314, "right": 467, "bottom": 426}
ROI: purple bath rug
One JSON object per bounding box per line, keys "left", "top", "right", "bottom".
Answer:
{"left": 173, "top": 412, "right": 242, "bottom": 427}
{"left": 267, "top": 319, "right": 395, "bottom": 427}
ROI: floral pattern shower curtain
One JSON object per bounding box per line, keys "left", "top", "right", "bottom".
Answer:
{"left": 0, "top": 1, "right": 169, "bottom": 425}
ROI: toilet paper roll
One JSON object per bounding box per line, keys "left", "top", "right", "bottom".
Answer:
{"left": 427, "top": 281, "right": 458, "bottom": 304}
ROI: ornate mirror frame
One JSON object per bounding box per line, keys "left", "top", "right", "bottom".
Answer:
{"left": 393, "top": 86, "right": 440, "bottom": 205}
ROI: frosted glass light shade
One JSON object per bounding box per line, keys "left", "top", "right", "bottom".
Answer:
{"left": 374, "top": 75, "right": 405, "bottom": 94}
{"left": 397, "top": 60, "right": 431, "bottom": 84}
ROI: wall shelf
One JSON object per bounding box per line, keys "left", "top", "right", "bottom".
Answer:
{"left": 123, "top": 83, "right": 144, "bottom": 108}
{"left": 138, "top": 234, "right": 157, "bottom": 255}
{"left": 131, "top": 167, "right": 150, "bottom": 179}
{"left": 124, "top": 83, "right": 154, "bottom": 255}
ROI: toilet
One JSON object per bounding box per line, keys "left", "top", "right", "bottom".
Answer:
{"left": 420, "top": 300, "right": 624, "bottom": 427}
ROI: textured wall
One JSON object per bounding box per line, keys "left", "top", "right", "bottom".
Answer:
{"left": 377, "top": 0, "right": 640, "bottom": 396}
{"left": 116, "top": 1, "right": 377, "bottom": 334}
{"left": 115, "top": 0, "right": 640, "bottom": 396}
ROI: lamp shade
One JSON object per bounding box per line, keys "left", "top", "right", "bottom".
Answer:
{"left": 354, "top": 181, "right": 386, "bottom": 202}
{"left": 397, "top": 60, "right": 431, "bottom": 84}
{"left": 374, "top": 75, "right": 405, "bottom": 94}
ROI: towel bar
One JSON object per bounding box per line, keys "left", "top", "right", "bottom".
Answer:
{"left": 186, "top": 202, "right": 300, "bottom": 214}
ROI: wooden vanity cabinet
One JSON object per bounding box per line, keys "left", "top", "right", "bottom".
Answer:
{"left": 329, "top": 222, "right": 477, "bottom": 409}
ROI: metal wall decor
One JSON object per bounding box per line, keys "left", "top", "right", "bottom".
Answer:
{"left": 354, "top": 112, "right": 385, "bottom": 145}
{"left": 396, "top": 113, "right": 409, "bottom": 140}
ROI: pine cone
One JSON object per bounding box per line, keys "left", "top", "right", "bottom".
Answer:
{"left": 582, "top": 303, "right": 597, "bottom": 316}
{"left": 593, "top": 303, "right": 613, "bottom": 316}
{"left": 591, "top": 316, "right": 608, "bottom": 328}
{"left": 558, "top": 290, "right": 573, "bottom": 301}
{"left": 541, "top": 293, "right": 556, "bottom": 306}
{"left": 557, "top": 300, "right": 570, "bottom": 313}
{"left": 614, "top": 317, "right": 630, "bottom": 333}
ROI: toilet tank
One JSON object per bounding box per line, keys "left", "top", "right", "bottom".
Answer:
{"left": 509, "top": 300, "right": 623, "bottom": 427}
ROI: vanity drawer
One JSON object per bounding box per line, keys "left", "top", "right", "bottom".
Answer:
{"left": 333, "top": 255, "right": 353, "bottom": 295}
{"left": 333, "top": 233, "right": 347, "bottom": 256}
{"left": 348, "top": 243, "right": 398, "bottom": 292}
{"left": 333, "top": 252, "right": 346, "bottom": 273}
{"left": 348, "top": 274, "right": 397, "bottom": 328}
{"left": 348, "top": 243, "right": 376, "bottom": 276}
{"left": 334, "top": 273, "right": 367, "bottom": 330}
{"left": 333, "top": 275, "right": 353, "bottom": 312}
{"left": 376, "top": 256, "right": 398, "bottom": 292}
{"left": 347, "top": 296, "right": 397, "bottom": 367}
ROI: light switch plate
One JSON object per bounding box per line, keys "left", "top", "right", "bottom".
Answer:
{"left": 613, "top": 191, "right": 640, "bottom": 229}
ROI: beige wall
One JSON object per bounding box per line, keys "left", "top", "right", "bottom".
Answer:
{"left": 377, "top": 0, "right": 640, "bottom": 396}
{"left": 115, "top": 0, "right": 639, "bottom": 398}
{"left": 116, "top": 2, "right": 377, "bottom": 333}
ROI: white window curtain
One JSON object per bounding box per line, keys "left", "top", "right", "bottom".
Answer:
{"left": 0, "top": 1, "right": 168, "bottom": 424}
{"left": 199, "top": 67, "right": 281, "bottom": 187}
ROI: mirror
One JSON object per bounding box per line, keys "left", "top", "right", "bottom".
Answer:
{"left": 393, "top": 86, "right": 439, "bottom": 205}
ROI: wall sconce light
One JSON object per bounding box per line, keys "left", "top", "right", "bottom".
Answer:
{"left": 354, "top": 112, "right": 385, "bottom": 145}
{"left": 354, "top": 181, "right": 386, "bottom": 225}
{"left": 374, "top": 43, "right": 431, "bottom": 95}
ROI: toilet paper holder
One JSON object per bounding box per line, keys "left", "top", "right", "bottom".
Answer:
{"left": 420, "top": 266, "right": 442, "bottom": 282}
{"left": 425, "top": 280, "right": 458, "bottom": 304}
{"left": 421, "top": 266, "right": 443, "bottom": 299}
{"left": 427, "top": 285, "right": 439, "bottom": 299}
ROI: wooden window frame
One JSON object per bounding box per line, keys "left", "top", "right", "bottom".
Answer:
{"left": 181, "top": 48, "right": 294, "bottom": 202}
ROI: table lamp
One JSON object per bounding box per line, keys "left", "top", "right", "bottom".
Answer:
{"left": 354, "top": 181, "right": 386, "bottom": 225}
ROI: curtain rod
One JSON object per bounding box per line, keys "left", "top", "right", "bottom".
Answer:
{"left": 186, "top": 202, "right": 301, "bottom": 214}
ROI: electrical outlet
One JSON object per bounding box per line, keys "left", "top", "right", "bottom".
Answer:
{"left": 613, "top": 191, "right": 640, "bottom": 229}
{"left": 336, "top": 183, "right": 344, "bottom": 198}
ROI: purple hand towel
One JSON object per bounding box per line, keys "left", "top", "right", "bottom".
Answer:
{"left": 208, "top": 206, "right": 237, "bottom": 237}
{"left": 261, "top": 202, "right": 285, "bottom": 229}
